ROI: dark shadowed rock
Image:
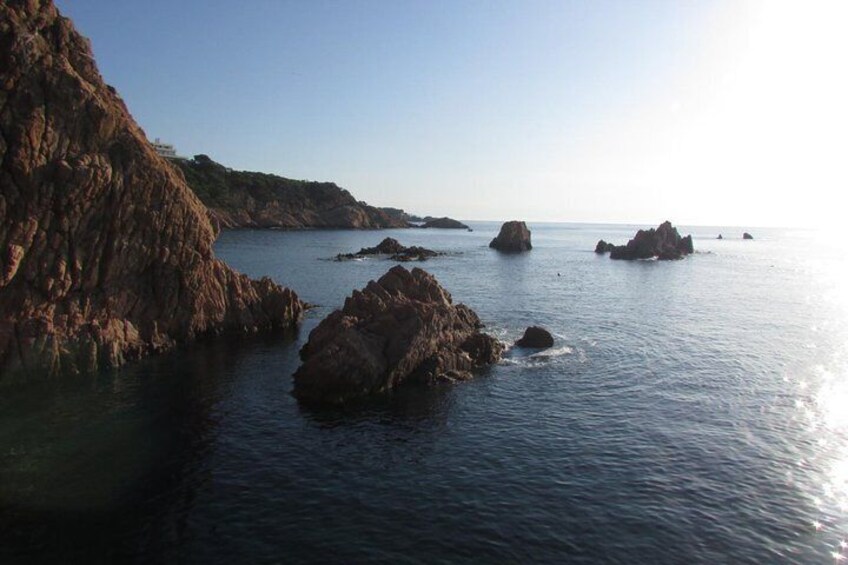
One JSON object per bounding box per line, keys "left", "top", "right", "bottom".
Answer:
{"left": 743, "top": 232, "right": 754, "bottom": 240}
{"left": 490, "top": 221, "right": 532, "bottom": 252}
{"left": 176, "top": 156, "right": 408, "bottom": 229}
{"left": 420, "top": 217, "right": 470, "bottom": 229}
{"left": 515, "top": 327, "right": 554, "bottom": 349}
{"left": 607, "top": 221, "right": 694, "bottom": 260}
{"left": 335, "top": 238, "right": 441, "bottom": 262}
{"left": 359, "top": 237, "right": 406, "bottom": 255}
{"left": 0, "top": 1, "right": 303, "bottom": 377}
{"left": 595, "top": 240, "right": 615, "bottom": 254}
{"left": 717, "top": 234, "right": 723, "bottom": 240}
{"left": 292, "top": 266, "right": 503, "bottom": 405}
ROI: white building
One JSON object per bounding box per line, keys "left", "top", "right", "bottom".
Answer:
{"left": 151, "top": 138, "right": 185, "bottom": 159}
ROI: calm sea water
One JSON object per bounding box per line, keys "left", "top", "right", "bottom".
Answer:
{"left": 2, "top": 222, "right": 847, "bottom": 563}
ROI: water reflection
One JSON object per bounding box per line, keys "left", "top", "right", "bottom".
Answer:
{"left": 0, "top": 331, "right": 298, "bottom": 561}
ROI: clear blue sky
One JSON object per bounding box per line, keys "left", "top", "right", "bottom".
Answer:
{"left": 55, "top": 0, "right": 847, "bottom": 227}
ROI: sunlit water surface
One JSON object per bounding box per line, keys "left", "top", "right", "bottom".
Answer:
{"left": 2, "top": 223, "right": 847, "bottom": 563}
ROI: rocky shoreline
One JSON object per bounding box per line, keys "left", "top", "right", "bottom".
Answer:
{"left": 0, "top": 1, "right": 304, "bottom": 377}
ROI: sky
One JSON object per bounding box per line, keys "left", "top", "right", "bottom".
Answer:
{"left": 55, "top": 0, "right": 847, "bottom": 228}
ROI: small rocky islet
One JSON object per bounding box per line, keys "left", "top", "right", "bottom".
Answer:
{"left": 334, "top": 237, "right": 442, "bottom": 262}
{"left": 595, "top": 221, "right": 693, "bottom": 260}
{"left": 292, "top": 266, "right": 503, "bottom": 405}
{"left": 490, "top": 221, "right": 533, "bottom": 252}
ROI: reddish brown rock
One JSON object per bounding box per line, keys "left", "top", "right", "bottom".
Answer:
{"left": 0, "top": 1, "right": 304, "bottom": 377}
{"left": 490, "top": 221, "right": 532, "bottom": 252}
{"left": 608, "top": 221, "right": 694, "bottom": 260}
{"left": 293, "top": 266, "right": 502, "bottom": 405}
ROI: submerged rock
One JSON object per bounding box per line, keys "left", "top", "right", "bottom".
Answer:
{"left": 0, "top": 1, "right": 304, "bottom": 377}
{"left": 743, "top": 232, "right": 754, "bottom": 240}
{"left": 335, "top": 238, "right": 440, "bottom": 262}
{"left": 607, "top": 221, "right": 694, "bottom": 260}
{"left": 515, "top": 327, "right": 554, "bottom": 349}
{"left": 490, "top": 221, "right": 532, "bottom": 252}
{"left": 292, "top": 266, "right": 503, "bottom": 405}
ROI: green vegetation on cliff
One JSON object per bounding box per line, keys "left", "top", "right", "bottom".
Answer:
{"left": 174, "top": 155, "right": 407, "bottom": 229}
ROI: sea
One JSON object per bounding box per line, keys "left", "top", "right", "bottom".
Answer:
{"left": 1, "top": 222, "right": 847, "bottom": 563}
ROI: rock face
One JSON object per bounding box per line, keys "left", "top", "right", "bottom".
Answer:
{"left": 607, "top": 221, "right": 694, "bottom": 260}
{"left": 490, "top": 221, "right": 532, "bottom": 252}
{"left": 420, "top": 217, "right": 469, "bottom": 229}
{"left": 176, "top": 155, "right": 407, "bottom": 229}
{"left": 594, "top": 240, "right": 615, "bottom": 254}
{"left": 292, "top": 266, "right": 503, "bottom": 405}
{"left": 0, "top": 1, "right": 304, "bottom": 377}
{"left": 335, "top": 238, "right": 440, "bottom": 262}
{"left": 515, "top": 327, "right": 554, "bottom": 349}
{"left": 743, "top": 232, "right": 754, "bottom": 240}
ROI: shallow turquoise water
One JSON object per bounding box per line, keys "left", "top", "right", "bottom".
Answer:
{"left": 2, "top": 223, "right": 847, "bottom": 563}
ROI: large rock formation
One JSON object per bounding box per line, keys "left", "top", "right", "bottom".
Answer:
{"left": 601, "top": 221, "right": 693, "bottom": 260}
{"left": 293, "top": 266, "right": 503, "bottom": 405}
{"left": 175, "top": 155, "right": 407, "bottom": 229}
{"left": 335, "top": 237, "right": 440, "bottom": 262}
{"left": 0, "top": 1, "right": 303, "bottom": 377}
{"left": 490, "top": 221, "right": 532, "bottom": 252}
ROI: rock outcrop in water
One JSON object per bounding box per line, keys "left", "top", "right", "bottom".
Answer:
{"left": 334, "top": 238, "right": 440, "bottom": 262}
{"left": 420, "top": 217, "right": 469, "bottom": 230}
{"left": 490, "top": 221, "right": 532, "bottom": 252}
{"left": 0, "top": 1, "right": 304, "bottom": 377}
{"left": 743, "top": 232, "right": 754, "bottom": 240}
{"left": 599, "top": 221, "right": 693, "bottom": 260}
{"left": 176, "top": 155, "right": 407, "bottom": 229}
{"left": 292, "top": 266, "right": 503, "bottom": 405}
{"left": 515, "top": 327, "right": 554, "bottom": 349}
{"left": 594, "top": 240, "right": 615, "bottom": 254}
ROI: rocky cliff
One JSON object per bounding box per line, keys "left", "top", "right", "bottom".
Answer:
{"left": 0, "top": 1, "right": 304, "bottom": 377}
{"left": 175, "top": 155, "right": 408, "bottom": 229}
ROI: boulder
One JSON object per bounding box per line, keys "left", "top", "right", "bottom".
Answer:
{"left": 515, "top": 327, "right": 554, "bottom": 349}
{"left": 490, "top": 221, "right": 532, "bottom": 252}
{"left": 717, "top": 234, "right": 723, "bottom": 240}
{"left": 292, "top": 266, "right": 503, "bottom": 405}
{"left": 743, "top": 232, "right": 754, "bottom": 240}
{"left": 595, "top": 240, "right": 615, "bottom": 254}
{"left": 607, "top": 221, "right": 694, "bottom": 260}
{"left": 0, "top": 1, "right": 304, "bottom": 377}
